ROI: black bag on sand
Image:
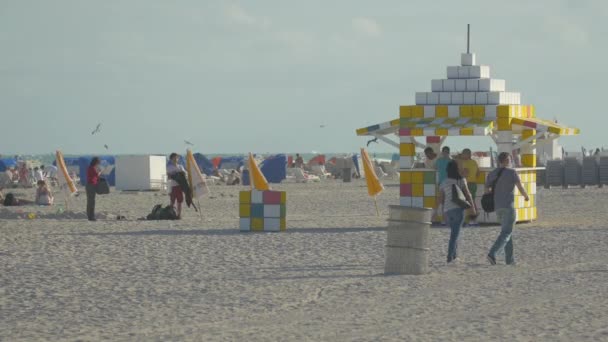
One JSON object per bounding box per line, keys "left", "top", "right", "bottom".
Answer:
{"left": 481, "top": 168, "right": 506, "bottom": 213}
{"left": 146, "top": 204, "right": 163, "bottom": 220}
{"left": 451, "top": 180, "right": 471, "bottom": 209}
{"left": 95, "top": 178, "right": 110, "bottom": 195}
{"left": 146, "top": 204, "right": 178, "bottom": 220}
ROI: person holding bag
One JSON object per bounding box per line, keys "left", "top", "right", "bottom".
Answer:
{"left": 438, "top": 160, "right": 476, "bottom": 263}
{"left": 86, "top": 157, "right": 103, "bottom": 221}
{"left": 485, "top": 152, "right": 529, "bottom": 266}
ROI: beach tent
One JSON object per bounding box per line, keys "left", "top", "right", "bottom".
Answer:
{"left": 193, "top": 153, "right": 214, "bottom": 176}
{"left": 78, "top": 156, "right": 116, "bottom": 186}
{"left": 308, "top": 155, "right": 326, "bottom": 166}
{"left": 352, "top": 154, "right": 362, "bottom": 176}
{"left": 260, "top": 154, "right": 287, "bottom": 183}
{"left": 211, "top": 157, "right": 222, "bottom": 169}
{"left": 219, "top": 156, "right": 245, "bottom": 170}
{"left": 0, "top": 158, "right": 17, "bottom": 172}
{"left": 115, "top": 155, "right": 166, "bottom": 191}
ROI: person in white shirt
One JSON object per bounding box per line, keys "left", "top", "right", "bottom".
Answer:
{"left": 167, "top": 153, "right": 187, "bottom": 218}
{"left": 33, "top": 167, "right": 45, "bottom": 182}
{"left": 424, "top": 147, "right": 438, "bottom": 169}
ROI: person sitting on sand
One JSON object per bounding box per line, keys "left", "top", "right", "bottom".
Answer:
{"left": 35, "top": 180, "right": 54, "bottom": 206}
{"left": 226, "top": 170, "right": 241, "bottom": 185}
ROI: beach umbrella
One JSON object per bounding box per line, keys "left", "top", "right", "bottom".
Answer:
{"left": 361, "top": 148, "right": 384, "bottom": 216}
{"left": 55, "top": 150, "right": 78, "bottom": 210}
{"left": 186, "top": 149, "right": 209, "bottom": 220}
{"left": 248, "top": 152, "right": 270, "bottom": 191}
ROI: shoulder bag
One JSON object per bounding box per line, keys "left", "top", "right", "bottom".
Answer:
{"left": 481, "top": 168, "right": 506, "bottom": 213}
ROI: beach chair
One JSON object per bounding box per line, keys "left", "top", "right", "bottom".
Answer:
{"left": 310, "top": 165, "right": 331, "bottom": 179}
{"left": 293, "top": 168, "right": 320, "bottom": 183}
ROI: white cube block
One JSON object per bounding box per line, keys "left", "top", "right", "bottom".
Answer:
{"left": 458, "top": 66, "right": 470, "bottom": 78}
{"left": 423, "top": 106, "right": 436, "bottom": 118}
{"left": 239, "top": 218, "right": 250, "bottom": 231}
{"left": 473, "top": 126, "right": 489, "bottom": 135}
{"left": 455, "top": 79, "right": 467, "bottom": 91}
{"left": 412, "top": 197, "right": 424, "bottom": 208}
{"left": 400, "top": 196, "right": 412, "bottom": 207}
{"left": 466, "top": 79, "right": 479, "bottom": 91}
{"left": 451, "top": 92, "right": 464, "bottom": 105}
{"left": 427, "top": 92, "right": 439, "bottom": 105}
{"left": 415, "top": 92, "right": 428, "bottom": 105}
{"left": 485, "top": 105, "right": 497, "bottom": 117}
{"left": 475, "top": 92, "right": 488, "bottom": 105}
{"left": 448, "top": 105, "right": 460, "bottom": 118}
{"left": 424, "top": 184, "right": 436, "bottom": 196}
{"left": 399, "top": 156, "right": 413, "bottom": 169}
{"left": 461, "top": 53, "right": 476, "bottom": 66}
{"left": 478, "top": 79, "right": 505, "bottom": 92}
{"left": 423, "top": 128, "right": 435, "bottom": 136}
{"left": 439, "top": 92, "right": 451, "bottom": 104}
{"left": 487, "top": 92, "right": 501, "bottom": 105}
{"left": 447, "top": 66, "right": 459, "bottom": 79}
{"left": 448, "top": 128, "right": 461, "bottom": 136}
{"left": 431, "top": 79, "right": 443, "bottom": 92}
{"left": 469, "top": 65, "right": 490, "bottom": 78}
{"left": 264, "top": 218, "right": 281, "bottom": 232}
{"left": 514, "top": 93, "right": 521, "bottom": 104}
{"left": 463, "top": 92, "right": 476, "bottom": 105}
{"left": 251, "top": 190, "right": 264, "bottom": 204}
{"left": 442, "top": 79, "right": 455, "bottom": 91}
{"left": 264, "top": 204, "right": 281, "bottom": 218}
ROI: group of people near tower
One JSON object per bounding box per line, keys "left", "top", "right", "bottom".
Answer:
{"left": 425, "top": 146, "right": 529, "bottom": 266}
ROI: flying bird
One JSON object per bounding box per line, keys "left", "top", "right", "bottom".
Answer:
{"left": 319, "top": 125, "right": 326, "bottom": 128}
{"left": 184, "top": 140, "right": 194, "bottom": 146}
{"left": 104, "top": 144, "right": 109, "bottom": 150}
{"left": 366, "top": 137, "right": 379, "bottom": 147}
{"left": 91, "top": 123, "right": 101, "bottom": 135}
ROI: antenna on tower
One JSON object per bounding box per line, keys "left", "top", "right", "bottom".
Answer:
{"left": 467, "top": 24, "right": 470, "bottom": 53}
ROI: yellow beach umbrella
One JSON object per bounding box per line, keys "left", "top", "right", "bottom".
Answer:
{"left": 248, "top": 152, "right": 270, "bottom": 191}
{"left": 361, "top": 148, "right": 384, "bottom": 215}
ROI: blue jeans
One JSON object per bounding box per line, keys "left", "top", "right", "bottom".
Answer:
{"left": 489, "top": 207, "right": 516, "bottom": 264}
{"left": 446, "top": 208, "right": 465, "bottom": 261}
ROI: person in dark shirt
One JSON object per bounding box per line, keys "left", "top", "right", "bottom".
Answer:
{"left": 86, "top": 157, "right": 102, "bottom": 221}
{"left": 485, "top": 152, "right": 529, "bottom": 265}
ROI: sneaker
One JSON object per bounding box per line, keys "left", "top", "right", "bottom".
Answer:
{"left": 487, "top": 254, "right": 496, "bottom": 265}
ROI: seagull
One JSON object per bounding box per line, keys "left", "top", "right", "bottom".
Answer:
{"left": 184, "top": 140, "right": 194, "bottom": 146}
{"left": 91, "top": 123, "right": 101, "bottom": 135}
{"left": 366, "top": 137, "right": 379, "bottom": 147}
{"left": 319, "top": 125, "right": 326, "bottom": 128}
{"left": 104, "top": 144, "right": 109, "bottom": 150}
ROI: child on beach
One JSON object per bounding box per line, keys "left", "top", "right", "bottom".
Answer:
{"left": 35, "top": 180, "right": 54, "bottom": 206}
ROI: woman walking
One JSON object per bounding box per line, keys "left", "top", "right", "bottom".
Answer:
{"left": 438, "top": 160, "right": 476, "bottom": 263}
{"left": 86, "top": 157, "right": 102, "bottom": 221}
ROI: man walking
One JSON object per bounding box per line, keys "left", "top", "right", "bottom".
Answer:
{"left": 485, "top": 152, "right": 529, "bottom": 265}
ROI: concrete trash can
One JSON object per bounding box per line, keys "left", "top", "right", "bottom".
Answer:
{"left": 384, "top": 205, "right": 432, "bottom": 275}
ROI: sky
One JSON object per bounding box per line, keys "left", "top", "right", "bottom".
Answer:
{"left": 1, "top": 0, "right": 607, "bottom": 155}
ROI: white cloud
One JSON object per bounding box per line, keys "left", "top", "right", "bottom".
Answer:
{"left": 224, "top": 3, "right": 270, "bottom": 28}
{"left": 351, "top": 17, "right": 382, "bottom": 37}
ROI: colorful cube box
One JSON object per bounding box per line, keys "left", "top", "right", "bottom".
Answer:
{"left": 239, "top": 190, "right": 287, "bottom": 232}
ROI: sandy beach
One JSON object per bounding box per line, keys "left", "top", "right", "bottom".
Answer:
{"left": 1, "top": 180, "right": 607, "bottom": 341}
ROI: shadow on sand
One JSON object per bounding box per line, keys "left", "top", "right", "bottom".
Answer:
{"left": 69, "top": 226, "right": 387, "bottom": 237}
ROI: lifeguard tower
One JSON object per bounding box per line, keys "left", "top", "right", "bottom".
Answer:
{"left": 356, "top": 26, "right": 579, "bottom": 223}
